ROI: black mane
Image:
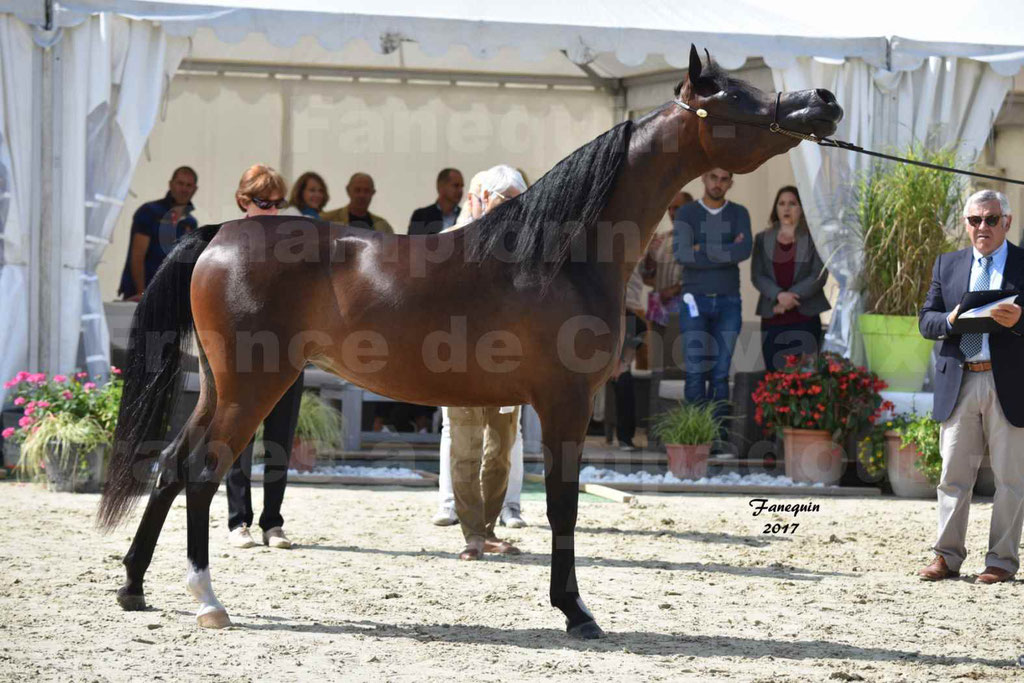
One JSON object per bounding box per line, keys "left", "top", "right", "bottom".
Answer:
{"left": 465, "top": 119, "right": 633, "bottom": 289}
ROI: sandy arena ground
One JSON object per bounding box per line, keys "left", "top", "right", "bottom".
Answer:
{"left": 2, "top": 481, "right": 1024, "bottom": 682}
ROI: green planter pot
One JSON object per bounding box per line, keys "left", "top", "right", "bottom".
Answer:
{"left": 859, "top": 314, "right": 933, "bottom": 392}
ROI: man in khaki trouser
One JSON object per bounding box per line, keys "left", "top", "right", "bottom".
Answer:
{"left": 448, "top": 406, "right": 522, "bottom": 560}
{"left": 918, "top": 189, "right": 1024, "bottom": 584}
{"left": 436, "top": 164, "right": 530, "bottom": 560}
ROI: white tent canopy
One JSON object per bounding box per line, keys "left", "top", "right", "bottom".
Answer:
{"left": 1, "top": 0, "right": 1023, "bottom": 399}
{"left": 9, "top": 0, "right": 1024, "bottom": 75}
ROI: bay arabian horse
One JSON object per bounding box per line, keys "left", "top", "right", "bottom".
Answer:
{"left": 98, "top": 45, "right": 842, "bottom": 639}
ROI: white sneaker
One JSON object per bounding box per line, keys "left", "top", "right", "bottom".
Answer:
{"left": 431, "top": 503, "right": 458, "bottom": 526}
{"left": 229, "top": 524, "right": 257, "bottom": 549}
{"left": 500, "top": 504, "right": 527, "bottom": 529}
{"left": 262, "top": 526, "right": 292, "bottom": 549}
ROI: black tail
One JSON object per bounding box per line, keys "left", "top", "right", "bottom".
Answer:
{"left": 97, "top": 224, "right": 220, "bottom": 531}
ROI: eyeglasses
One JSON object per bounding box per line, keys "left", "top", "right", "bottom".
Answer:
{"left": 473, "top": 190, "right": 508, "bottom": 202}
{"left": 966, "top": 214, "right": 1002, "bottom": 227}
{"left": 250, "top": 196, "right": 287, "bottom": 210}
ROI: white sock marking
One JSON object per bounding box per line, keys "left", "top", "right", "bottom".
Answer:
{"left": 186, "top": 564, "right": 225, "bottom": 617}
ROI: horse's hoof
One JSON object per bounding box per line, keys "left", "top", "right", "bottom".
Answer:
{"left": 567, "top": 620, "right": 606, "bottom": 640}
{"left": 197, "top": 609, "right": 232, "bottom": 629}
{"left": 116, "top": 588, "right": 147, "bottom": 611}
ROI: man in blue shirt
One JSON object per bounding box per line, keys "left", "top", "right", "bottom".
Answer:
{"left": 118, "top": 166, "right": 198, "bottom": 300}
{"left": 672, "top": 168, "right": 752, "bottom": 416}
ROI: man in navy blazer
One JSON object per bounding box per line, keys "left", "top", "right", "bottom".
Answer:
{"left": 918, "top": 190, "right": 1024, "bottom": 584}
{"left": 408, "top": 168, "right": 463, "bottom": 235}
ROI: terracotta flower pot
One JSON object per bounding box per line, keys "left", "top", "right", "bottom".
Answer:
{"left": 665, "top": 443, "right": 710, "bottom": 480}
{"left": 884, "top": 431, "right": 935, "bottom": 498}
{"left": 782, "top": 428, "right": 843, "bottom": 485}
{"left": 290, "top": 438, "right": 317, "bottom": 473}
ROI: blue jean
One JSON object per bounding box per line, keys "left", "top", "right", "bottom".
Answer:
{"left": 679, "top": 294, "right": 742, "bottom": 405}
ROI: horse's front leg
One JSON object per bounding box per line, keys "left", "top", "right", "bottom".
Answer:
{"left": 536, "top": 394, "right": 606, "bottom": 639}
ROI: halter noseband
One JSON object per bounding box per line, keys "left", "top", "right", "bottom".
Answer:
{"left": 672, "top": 91, "right": 821, "bottom": 143}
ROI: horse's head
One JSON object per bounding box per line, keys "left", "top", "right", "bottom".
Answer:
{"left": 675, "top": 45, "right": 844, "bottom": 174}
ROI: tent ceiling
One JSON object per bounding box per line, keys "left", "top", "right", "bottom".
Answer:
{"left": 7, "top": 1, "right": 1023, "bottom": 76}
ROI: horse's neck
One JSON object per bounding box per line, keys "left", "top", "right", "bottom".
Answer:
{"left": 591, "top": 107, "right": 708, "bottom": 284}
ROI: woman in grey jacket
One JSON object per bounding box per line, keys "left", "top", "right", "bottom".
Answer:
{"left": 750, "top": 186, "right": 830, "bottom": 371}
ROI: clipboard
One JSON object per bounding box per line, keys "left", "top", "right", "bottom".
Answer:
{"left": 949, "top": 289, "right": 1021, "bottom": 334}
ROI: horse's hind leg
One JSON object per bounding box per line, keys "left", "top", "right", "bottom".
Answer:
{"left": 535, "top": 389, "right": 606, "bottom": 640}
{"left": 117, "top": 388, "right": 216, "bottom": 611}
{"left": 183, "top": 373, "right": 299, "bottom": 628}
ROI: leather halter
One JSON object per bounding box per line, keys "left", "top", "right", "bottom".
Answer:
{"left": 670, "top": 92, "right": 1024, "bottom": 186}
{"left": 672, "top": 91, "right": 821, "bottom": 143}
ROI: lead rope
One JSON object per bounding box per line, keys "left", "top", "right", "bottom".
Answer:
{"left": 673, "top": 94, "right": 1024, "bottom": 187}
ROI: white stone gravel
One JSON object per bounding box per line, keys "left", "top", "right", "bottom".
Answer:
{"left": 251, "top": 463, "right": 424, "bottom": 479}
{"left": 578, "top": 466, "right": 832, "bottom": 487}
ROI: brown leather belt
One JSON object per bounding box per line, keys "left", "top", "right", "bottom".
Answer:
{"left": 964, "top": 361, "right": 993, "bottom": 373}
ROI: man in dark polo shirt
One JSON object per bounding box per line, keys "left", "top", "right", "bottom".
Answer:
{"left": 408, "top": 168, "right": 463, "bottom": 235}
{"left": 118, "top": 166, "right": 198, "bottom": 301}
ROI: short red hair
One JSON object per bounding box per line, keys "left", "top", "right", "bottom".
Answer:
{"left": 235, "top": 164, "right": 287, "bottom": 212}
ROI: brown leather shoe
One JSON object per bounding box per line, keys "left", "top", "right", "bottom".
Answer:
{"left": 458, "top": 546, "right": 481, "bottom": 561}
{"left": 977, "top": 566, "right": 1014, "bottom": 584}
{"left": 918, "top": 555, "right": 959, "bottom": 581}
{"left": 483, "top": 538, "right": 522, "bottom": 555}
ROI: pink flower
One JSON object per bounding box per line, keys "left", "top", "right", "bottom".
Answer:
{"left": 53, "top": 375, "right": 67, "bottom": 383}
{"left": 24, "top": 406, "right": 35, "bottom": 416}
{"left": 15, "top": 371, "right": 30, "bottom": 381}
{"left": 25, "top": 401, "right": 36, "bottom": 410}
{"left": 13, "top": 397, "right": 25, "bottom": 406}
{"left": 18, "top": 416, "right": 34, "bottom": 428}
{"left": 62, "top": 390, "right": 73, "bottom": 400}
{"left": 111, "top": 366, "right": 122, "bottom": 375}
{"left": 83, "top": 382, "right": 96, "bottom": 392}
{"left": 1, "top": 427, "right": 14, "bottom": 439}
{"left": 29, "top": 373, "right": 46, "bottom": 383}
{"left": 37, "top": 401, "right": 50, "bottom": 408}
{"left": 2, "top": 380, "right": 13, "bottom": 389}
{"left": 76, "top": 372, "right": 88, "bottom": 379}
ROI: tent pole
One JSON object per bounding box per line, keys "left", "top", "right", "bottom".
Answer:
{"left": 280, "top": 79, "right": 293, "bottom": 184}
{"left": 36, "top": 39, "right": 62, "bottom": 375}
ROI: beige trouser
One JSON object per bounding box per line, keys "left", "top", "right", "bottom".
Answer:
{"left": 935, "top": 370, "right": 1024, "bottom": 573}
{"left": 447, "top": 406, "right": 521, "bottom": 545}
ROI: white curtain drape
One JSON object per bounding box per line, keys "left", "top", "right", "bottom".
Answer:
{"left": 60, "top": 15, "right": 187, "bottom": 379}
{"left": 0, "top": 17, "right": 36, "bottom": 403}
{"left": 772, "top": 57, "right": 1012, "bottom": 359}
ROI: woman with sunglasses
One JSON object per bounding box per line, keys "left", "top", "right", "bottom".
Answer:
{"left": 750, "top": 185, "right": 831, "bottom": 371}
{"left": 225, "top": 164, "right": 302, "bottom": 550}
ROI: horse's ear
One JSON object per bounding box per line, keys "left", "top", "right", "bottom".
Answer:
{"left": 688, "top": 44, "right": 702, "bottom": 82}
{"left": 704, "top": 48, "right": 712, "bottom": 66}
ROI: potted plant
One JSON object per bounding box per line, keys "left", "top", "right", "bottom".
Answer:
{"left": 858, "top": 413, "right": 939, "bottom": 498}
{"left": 753, "top": 352, "right": 893, "bottom": 485}
{"left": 3, "top": 369, "right": 123, "bottom": 492}
{"left": 855, "top": 144, "right": 966, "bottom": 391}
{"left": 254, "top": 391, "right": 344, "bottom": 472}
{"left": 649, "top": 401, "right": 725, "bottom": 480}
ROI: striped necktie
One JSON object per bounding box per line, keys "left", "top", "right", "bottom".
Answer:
{"left": 959, "top": 255, "right": 993, "bottom": 359}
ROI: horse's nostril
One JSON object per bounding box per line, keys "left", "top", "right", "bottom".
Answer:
{"left": 815, "top": 88, "right": 836, "bottom": 105}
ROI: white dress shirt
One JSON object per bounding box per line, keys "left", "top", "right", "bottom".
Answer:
{"left": 965, "top": 240, "right": 1008, "bottom": 362}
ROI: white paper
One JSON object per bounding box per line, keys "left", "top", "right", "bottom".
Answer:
{"left": 683, "top": 293, "right": 699, "bottom": 318}
{"left": 959, "top": 294, "right": 1019, "bottom": 319}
